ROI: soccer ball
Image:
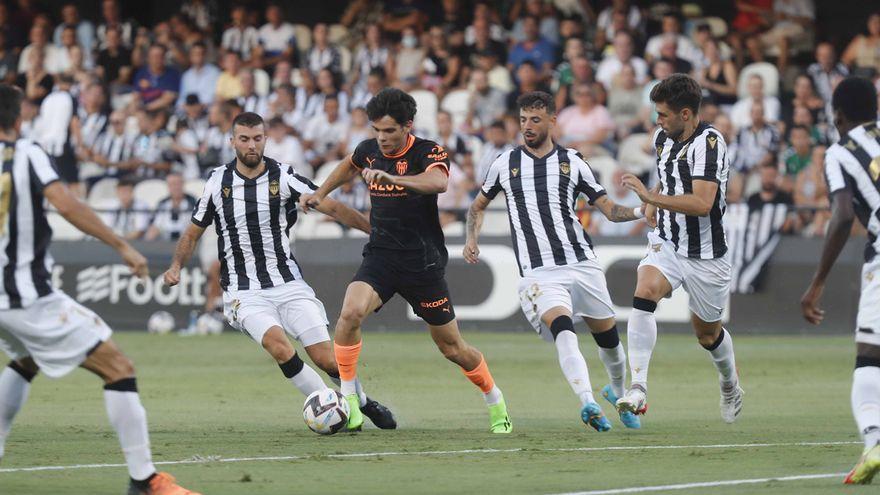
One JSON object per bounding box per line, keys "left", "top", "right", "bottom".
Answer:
{"left": 196, "top": 312, "right": 225, "bottom": 335}
{"left": 147, "top": 311, "right": 175, "bottom": 334}
{"left": 303, "top": 389, "right": 350, "bottom": 435}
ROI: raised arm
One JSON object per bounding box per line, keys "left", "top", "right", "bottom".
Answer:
{"left": 301, "top": 154, "right": 360, "bottom": 212}
{"left": 463, "top": 192, "right": 492, "bottom": 263}
{"left": 163, "top": 223, "right": 206, "bottom": 286}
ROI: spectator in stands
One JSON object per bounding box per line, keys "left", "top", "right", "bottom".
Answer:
{"left": 237, "top": 70, "right": 268, "bottom": 116}
{"left": 793, "top": 145, "right": 830, "bottom": 236}
{"left": 730, "top": 74, "right": 781, "bottom": 129}
{"left": 421, "top": 25, "right": 462, "bottom": 95}
{"left": 351, "top": 67, "right": 385, "bottom": 110}
{"left": 435, "top": 110, "right": 473, "bottom": 175}
{"left": 0, "top": 4, "right": 24, "bottom": 53}
{"left": 596, "top": 0, "right": 642, "bottom": 51}
{"left": 778, "top": 124, "right": 814, "bottom": 190}
{"left": 747, "top": 163, "right": 796, "bottom": 233}
{"left": 19, "top": 23, "right": 62, "bottom": 75}
{"left": 791, "top": 103, "right": 830, "bottom": 146}
{"left": 265, "top": 116, "right": 309, "bottom": 177}
{"left": 505, "top": 61, "right": 549, "bottom": 114}
{"left": 178, "top": 42, "right": 220, "bottom": 110}
{"left": 201, "top": 100, "right": 236, "bottom": 172}
{"left": 555, "top": 55, "right": 594, "bottom": 111}
{"left": 842, "top": 12, "right": 880, "bottom": 78}
{"left": 131, "top": 109, "right": 173, "bottom": 179}
{"left": 0, "top": 32, "right": 16, "bottom": 84}
{"left": 73, "top": 82, "right": 109, "bottom": 165}
{"left": 15, "top": 48, "right": 53, "bottom": 104}
{"left": 608, "top": 63, "right": 643, "bottom": 139}
{"left": 474, "top": 48, "right": 513, "bottom": 94}
{"left": 657, "top": 34, "right": 693, "bottom": 75}
{"left": 394, "top": 26, "right": 425, "bottom": 84}
{"left": 102, "top": 176, "right": 151, "bottom": 240}
{"left": 311, "top": 67, "right": 349, "bottom": 118}
{"left": 97, "top": 0, "right": 134, "bottom": 49}
{"left": 144, "top": 172, "right": 198, "bottom": 241}
{"left": 95, "top": 25, "right": 132, "bottom": 87}
{"left": 466, "top": 16, "right": 507, "bottom": 66}
{"left": 465, "top": 68, "right": 506, "bottom": 134}
{"left": 267, "top": 83, "right": 304, "bottom": 132}
{"left": 307, "top": 23, "right": 342, "bottom": 76}
{"left": 507, "top": 15, "right": 556, "bottom": 78}
{"left": 35, "top": 74, "right": 78, "bottom": 193}
{"left": 476, "top": 120, "right": 514, "bottom": 182}
{"left": 730, "top": 100, "right": 780, "bottom": 201}
{"left": 56, "top": 24, "right": 91, "bottom": 74}
{"left": 510, "top": 0, "right": 560, "bottom": 46}
{"left": 351, "top": 24, "right": 391, "bottom": 94}
{"left": 169, "top": 117, "right": 202, "bottom": 180}
{"left": 697, "top": 39, "right": 738, "bottom": 110}
{"left": 133, "top": 44, "right": 180, "bottom": 111}
{"left": 215, "top": 51, "right": 244, "bottom": 101}
{"left": 91, "top": 110, "right": 136, "bottom": 181}
{"left": 270, "top": 60, "right": 293, "bottom": 90}
{"left": 553, "top": 38, "right": 586, "bottom": 92}
{"left": 748, "top": 0, "right": 814, "bottom": 72}
{"left": 54, "top": 4, "right": 93, "bottom": 50}
{"left": 782, "top": 74, "right": 826, "bottom": 128}
{"left": 807, "top": 42, "right": 848, "bottom": 104}
{"left": 329, "top": 178, "right": 370, "bottom": 230}
{"left": 221, "top": 4, "right": 260, "bottom": 63}
{"left": 590, "top": 168, "right": 645, "bottom": 237}
{"left": 303, "top": 95, "right": 349, "bottom": 170}
{"left": 556, "top": 82, "right": 615, "bottom": 156}
{"left": 596, "top": 31, "right": 648, "bottom": 90}
{"left": 257, "top": 3, "right": 297, "bottom": 73}
{"left": 645, "top": 12, "right": 699, "bottom": 66}
{"left": 171, "top": 94, "right": 210, "bottom": 140}
{"left": 338, "top": 107, "right": 371, "bottom": 157}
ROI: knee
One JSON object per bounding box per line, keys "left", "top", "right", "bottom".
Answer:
{"left": 696, "top": 330, "right": 720, "bottom": 349}
{"left": 261, "top": 331, "right": 293, "bottom": 361}
{"left": 634, "top": 283, "right": 664, "bottom": 302}
{"left": 105, "top": 354, "right": 135, "bottom": 383}
{"left": 337, "top": 305, "right": 367, "bottom": 330}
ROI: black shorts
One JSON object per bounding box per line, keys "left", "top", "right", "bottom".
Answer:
{"left": 353, "top": 255, "right": 456, "bottom": 326}
{"left": 53, "top": 148, "right": 78, "bottom": 183}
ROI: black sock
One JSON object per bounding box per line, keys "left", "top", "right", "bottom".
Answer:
{"left": 278, "top": 354, "right": 305, "bottom": 379}
{"left": 549, "top": 315, "right": 575, "bottom": 340}
{"left": 130, "top": 472, "right": 157, "bottom": 490}
{"left": 592, "top": 325, "right": 621, "bottom": 349}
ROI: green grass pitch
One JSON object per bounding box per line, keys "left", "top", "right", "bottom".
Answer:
{"left": 0, "top": 331, "right": 865, "bottom": 494}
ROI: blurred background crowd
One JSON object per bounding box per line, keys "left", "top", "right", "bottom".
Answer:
{"left": 2, "top": 0, "right": 878, "bottom": 240}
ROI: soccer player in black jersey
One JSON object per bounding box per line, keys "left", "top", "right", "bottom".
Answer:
{"left": 301, "top": 88, "right": 512, "bottom": 433}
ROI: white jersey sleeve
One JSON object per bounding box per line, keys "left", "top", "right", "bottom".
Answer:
{"left": 823, "top": 145, "right": 850, "bottom": 195}
{"left": 691, "top": 129, "right": 726, "bottom": 182}
{"left": 191, "top": 169, "right": 220, "bottom": 227}
{"left": 282, "top": 165, "right": 318, "bottom": 204}
{"left": 25, "top": 142, "right": 61, "bottom": 191}
{"left": 571, "top": 151, "right": 606, "bottom": 204}
{"left": 480, "top": 151, "right": 508, "bottom": 200}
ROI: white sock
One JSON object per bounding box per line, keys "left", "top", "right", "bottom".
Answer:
{"left": 484, "top": 384, "right": 503, "bottom": 406}
{"left": 706, "top": 329, "right": 738, "bottom": 386}
{"left": 628, "top": 308, "right": 657, "bottom": 390}
{"left": 103, "top": 382, "right": 155, "bottom": 481}
{"left": 0, "top": 367, "right": 31, "bottom": 458}
{"left": 555, "top": 330, "right": 594, "bottom": 405}
{"left": 329, "top": 375, "right": 367, "bottom": 406}
{"left": 289, "top": 363, "right": 327, "bottom": 397}
{"left": 852, "top": 366, "right": 880, "bottom": 449}
{"left": 598, "top": 343, "right": 627, "bottom": 398}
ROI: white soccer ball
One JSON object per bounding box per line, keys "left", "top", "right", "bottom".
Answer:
{"left": 196, "top": 312, "right": 225, "bottom": 335}
{"left": 303, "top": 389, "right": 350, "bottom": 435}
{"left": 147, "top": 311, "right": 175, "bottom": 335}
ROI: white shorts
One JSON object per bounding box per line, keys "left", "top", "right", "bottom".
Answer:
{"left": 639, "top": 231, "right": 731, "bottom": 323}
{"left": 857, "top": 257, "right": 880, "bottom": 346}
{"left": 519, "top": 259, "right": 615, "bottom": 342}
{"left": 222, "top": 279, "right": 330, "bottom": 347}
{"left": 0, "top": 291, "right": 112, "bottom": 378}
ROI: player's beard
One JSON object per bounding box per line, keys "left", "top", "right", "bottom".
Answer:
{"left": 236, "top": 148, "right": 263, "bottom": 169}
{"left": 523, "top": 129, "right": 549, "bottom": 149}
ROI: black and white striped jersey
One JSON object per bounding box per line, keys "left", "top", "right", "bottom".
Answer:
{"left": 481, "top": 145, "right": 606, "bottom": 275}
{"left": 824, "top": 120, "right": 880, "bottom": 262}
{"left": 653, "top": 122, "right": 729, "bottom": 259}
{"left": 0, "top": 139, "right": 60, "bottom": 309}
{"left": 93, "top": 130, "right": 134, "bottom": 176}
{"left": 191, "top": 157, "right": 316, "bottom": 291}
{"left": 149, "top": 194, "right": 198, "bottom": 241}
{"left": 77, "top": 109, "right": 108, "bottom": 150}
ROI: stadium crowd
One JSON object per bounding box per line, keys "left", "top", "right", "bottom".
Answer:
{"left": 2, "top": 0, "right": 879, "bottom": 240}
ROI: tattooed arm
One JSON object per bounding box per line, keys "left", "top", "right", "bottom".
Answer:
{"left": 593, "top": 195, "right": 645, "bottom": 223}
{"left": 463, "top": 192, "right": 492, "bottom": 263}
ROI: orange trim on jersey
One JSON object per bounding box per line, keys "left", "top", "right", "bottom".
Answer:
{"left": 426, "top": 162, "right": 449, "bottom": 176}
{"left": 382, "top": 134, "right": 416, "bottom": 159}
{"left": 348, "top": 154, "right": 362, "bottom": 170}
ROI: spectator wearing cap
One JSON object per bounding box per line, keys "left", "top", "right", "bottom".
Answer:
{"left": 730, "top": 74, "right": 781, "bottom": 130}
{"left": 177, "top": 41, "right": 220, "bottom": 110}
{"left": 133, "top": 44, "right": 181, "bottom": 111}
{"left": 507, "top": 15, "right": 556, "bottom": 78}
{"left": 100, "top": 176, "right": 152, "bottom": 241}
{"left": 221, "top": 4, "right": 260, "bottom": 62}
{"left": 596, "top": 31, "right": 648, "bottom": 91}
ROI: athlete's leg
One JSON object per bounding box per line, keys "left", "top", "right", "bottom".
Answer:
{"left": 583, "top": 316, "right": 626, "bottom": 399}
{"left": 261, "top": 327, "right": 325, "bottom": 396}
{"left": 304, "top": 340, "right": 365, "bottom": 405}
{"left": 692, "top": 314, "right": 738, "bottom": 386}
{"left": 0, "top": 357, "right": 37, "bottom": 460}
{"left": 628, "top": 265, "right": 672, "bottom": 391}
{"left": 543, "top": 307, "right": 594, "bottom": 406}
{"left": 333, "top": 281, "right": 383, "bottom": 396}
{"left": 854, "top": 344, "right": 880, "bottom": 450}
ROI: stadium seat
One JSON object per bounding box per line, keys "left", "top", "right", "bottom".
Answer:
{"left": 311, "top": 221, "right": 344, "bottom": 239}
{"left": 442, "top": 221, "right": 464, "bottom": 236}
{"left": 702, "top": 16, "right": 728, "bottom": 38}
{"left": 738, "top": 62, "right": 780, "bottom": 98}
{"left": 487, "top": 196, "right": 507, "bottom": 210}
{"left": 583, "top": 155, "right": 618, "bottom": 185}
{"left": 133, "top": 179, "right": 169, "bottom": 209}
{"left": 313, "top": 162, "right": 337, "bottom": 187}
{"left": 293, "top": 24, "right": 312, "bottom": 53}
{"left": 87, "top": 178, "right": 119, "bottom": 208}
{"left": 328, "top": 24, "right": 348, "bottom": 45}
{"left": 253, "top": 68, "right": 271, "bottom": 97}
{"left": 410, "top": 89, "right": 439, "bottom": 136}
{"left": 47, "top": 210, "right": 84, "bottom": 240}
{"left": 617, "top": 133, "right": 656, "bottom": 175}
{"left": 440, "top": 89, "right": 471, "bottom": 132}
{"left": 482, "top": 211, "right": 510, "bottom": 236}
{"left": 184, "top": 179, "right": 206, "bottom": 199}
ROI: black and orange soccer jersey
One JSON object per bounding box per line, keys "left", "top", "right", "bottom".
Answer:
{"left": 350, "top": 134, "right": 451, "bottom": 273}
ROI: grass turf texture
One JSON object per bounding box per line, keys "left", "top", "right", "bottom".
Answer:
{"left": 0, "top": 331, "right": 863, "bottom": 495}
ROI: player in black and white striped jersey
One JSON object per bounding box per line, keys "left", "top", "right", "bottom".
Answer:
{"left": 0, "top": 84, "right": 201, "bottom": 494}
{"left": 801, "top": 78, "right": 880, "bottom": 484}
{"left": 617, "top": 74, "right": 743, "bottom": 424}
{"left": 464, "top": 91, "right": 649, "bottom": 431}
{"left": 162, "top": 111, "right": 396, "bottom": 430}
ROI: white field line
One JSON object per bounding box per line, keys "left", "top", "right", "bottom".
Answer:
{"left": 0, "top": 440, "right": 858, "bottom": 474}
{"left": 549, "top": 471, "right": 848, "bottom": 495}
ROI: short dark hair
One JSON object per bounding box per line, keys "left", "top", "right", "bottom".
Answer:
{"left": 368, "top": 67, "right": 387, "bottom": 80}
{"left": 488, "top": 119, "right": 505, "bottom": 130}
{"left": 0, "top": 84, "right": 22, "bottom": 131}
{"left": 365, "top": 88, "right": 417, "bottom": 125}
{"left": 118, "top": 175, "right": 138, "bottom": 188}
{"left": 789, "top": 124, "right": 810, "bottom": 134}
{"left": 191, "top": 41, "right": 207, "bottom": 51}
{"left": 267, "top": 116, "right": 285, "bottom": 128}
{"left": 832, "top": 77, "right": 878, "bottom": 124}
{"left": 517, "top": 91, "right": 555, "bottom": 114}
{"left": 232, "top": 112, "right": 264, "bottom": 129}
{"left": 650, "top": 73, "right": 702, "bottom": 113}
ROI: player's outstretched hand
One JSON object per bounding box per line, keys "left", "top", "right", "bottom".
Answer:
{"left": 800, "top": 282, "right": 826, "bottom": 325}
{"left": 299, "top": 192, "right": 323, "bottom": 213}
{"left": 119, "top": 244, "right": 148, "bottom": 278}
{"left": 621, "top": 173, "right": 650, "bottom": 201}
{"left": 463, "top": 239, "right": 480, "bottom": 264}
{"left": 163, "top": 266, "right": 181, "bottom": 287}
{"left": 362, "top": 168, "right": 395, "bottom": 186}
